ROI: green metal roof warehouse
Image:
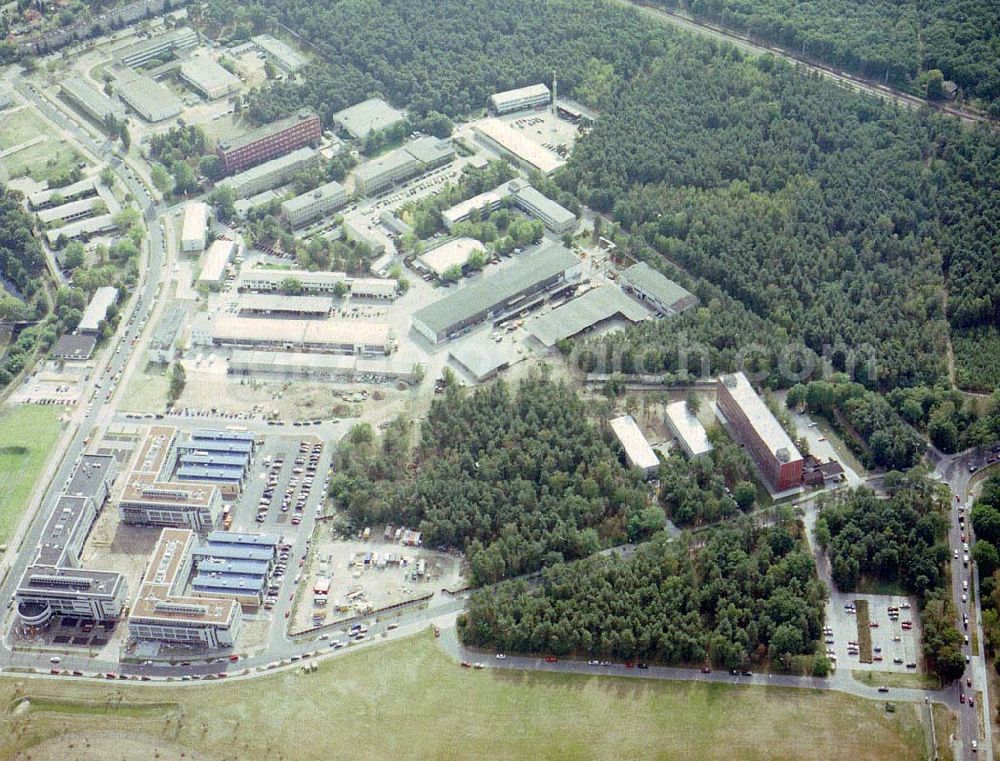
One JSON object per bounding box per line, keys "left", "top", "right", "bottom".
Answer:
{"left": 411, "top": 244, "right": 580, "bottom": 343}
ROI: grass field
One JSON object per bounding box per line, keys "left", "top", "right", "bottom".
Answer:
{"left": 0, "top": 630, "right": 935, "bottom": 761}
{"left": 0, "top": 405, "right": 63, "bottom": 543}
{"left": 117, "top": 367, "right": 169, "bottom": 412}
{"left": 852, "top": 670, "right": 942, "bottom": 690}
{"left": 0, "top": 108, "right": 86, "bottom": 184}
{"left": 856, "top": 599, "right": 873, "bottom": 663}
{"left": 932, "top": 703, "right": 956, "bottom": 761}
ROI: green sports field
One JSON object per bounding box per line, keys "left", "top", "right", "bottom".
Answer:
{"left": 0, "top": 630, "right": 935, "bottom": 760}
{"left": 0, "top": 405, "right": 63, "bottom": 543}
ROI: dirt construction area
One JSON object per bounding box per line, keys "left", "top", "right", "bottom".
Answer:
{"left": 292, "top": 528, "right": 464, "bottom": 631}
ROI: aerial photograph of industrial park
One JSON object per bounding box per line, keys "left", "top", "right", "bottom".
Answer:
{"left": 0, "top": 0, "right": 998, "bottom": 758}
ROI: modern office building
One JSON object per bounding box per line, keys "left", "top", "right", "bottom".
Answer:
{"left": 440, "top": 179, "right": 574, "bottom": 233}
{"left": 411, "top": 244, "right": 580, "bottom": 343}
{"left": 119, "top": 480, "right": 222, "bottom": 531}
{"left": 472, "top": 118, "right": 566, "bottom": 175}
{"left": 220, "top": 147, "right": 318, "bottom": 198}
{"left": 665, "top": 401, "right": 714, "bottom": 458}
{"left": 189, "top": 531, "right": 278, "bottom": 607}
{"left": 78, "top": 286, "right": 119, "bottom": 335}
{"left": 353, "top": 137, "right": 455, "bottom": 196}
{"left": 333, "top": 97, "right": 406, "bottom": 140}
{"left": 528, "top": 286, "right": 649, "bottom": 347}
{"left": 195, "top": 315, "right": 394, "bottom": 356}
{"left": 128, "top": 528, "right": 243, "bottom": 648}
{"left": 179, "top": 55, "right": 240, "bottom": 99}
{"left": 280, "top": 179, "right": 347, "bottom": 228}
{"left": 239, "top": 294, "right": 332, "bottom": 316}
{"left": 490, "top": 83, "right": 551, "bottom": 114}
{"left": 180, "top": 202, "right": 208, "bottom": 252}
{"left": 59, "top": 76, "right": 125, "bottom": 124}
{"left": 115, "top": 72, "right": 183, "bottom": 122}
{"left": 239, "top": 267, "right": 398, "bottom": 300}
{"left": 716, "top": 372, "right": 804, "bottom": 491}
{"left": 619, "top": 262, "right": 698, "bottom": 316}
{"left": 353, "top": 149, "right": 417, "bottom": 198}
{"left": 15, "top": 455, "right": 127, "bottom": 631}
{"left": 251, "top": 34, "right": 307, "bottom": 73}
{"left": 197, "top": 239, "right": 236, "bottom": 289}
{"left": 609, "top": 415, "right": 660, "bottom": 478}
{"left": 513, "top": 185, "right": 576, "bottom": 234}
{"left": 216, "top": 110, "right": 321, "bottom": 174}
{"left": 114, "top": 26, "right": 198, "bottom": 68}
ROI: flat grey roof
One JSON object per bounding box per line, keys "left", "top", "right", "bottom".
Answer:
{"left": 218, "top": 110, "right": 317, "bottom": 152}
{"left": 150, "top": 304, "right": 187, "bottom": 349}
{"left": 251, "top": 34, "right": 307, "bottom": 71}
{"left": 529, "top": 286, "right": 649, "bottom": 347}
{"left": 413, "top": 244, "right": 577, "bottom": 336}
{"left": 191, "top": 544, "right": 273, "bottom": 562}
{"left": 20, "top": 563, "right": 124, "bottom": 597}
{"left": 66, "top": 454, "right": 116, "bottom": 500}
{"left": 117, "top": 75, "right": 182, "bottom": 120}
{"left": 179, "top": 55, "right": 240, "bottom": 94}
{"left": 334, "top": 98, "right": 405, "bottom": 139}
{"left": 354, "top": 148, "right": 417, "bottom": 183}
{"left": 719, "top": 372, "right": 801, "bottom": 460}
{"left": 114, "top": 26, "right": 196, "bottom": 63}
{"left": 222, "top": 147, "right": 317, "bottom": 189}
{"left": 620, "top": 262, "right": 697, "bottom": 313}
{"left": 45, "top": 213, "right": 117, "bottom": 245}
{"left": 490, "top": 83, "right": 550, "bottom": 111}
{"left": 404, "top": 136, "right": 455, "bottom": 165}
{"left": 609, "top": 415, "right": 659, "bottom": 472}
{"left": 514, "top": 185, "right": 575, "bottom": 226}
{"left": 281, "top": 179, "right": 346, "bottom": 214}
{"left": 665, "top": 401, "right": 713, "bottom": 457}
{"left": 79, "top": 286, "right": 119, "bottom": 333}
{"left": 207, "top": 531, "right": 279, "bottom": 547}
{"left": 60, "top": 77, "right": 125, "bottom": 120}
{"left": 240, "top": 293, "right": 331, "bottom": 314}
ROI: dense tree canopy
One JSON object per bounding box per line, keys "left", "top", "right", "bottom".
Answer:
{"left": 459, "top": 517, "right": 826, "bottom": 670}
{"left": 649, "top": 0, "right": 1000, "bottom": 113}
{"left": 329, "top": 376, "right": 654, "bottom": 585}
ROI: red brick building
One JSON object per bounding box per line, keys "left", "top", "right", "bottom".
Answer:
{"left": 716, "top": 372, "right": 804, "bottom": 491}
{"left": 216, "top": 109, "right": 321, "bottom": 175}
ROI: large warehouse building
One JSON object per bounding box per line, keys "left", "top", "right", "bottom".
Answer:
{"left": 220, "top": 147, "right": 318, "bottom": 198}
{"left": 197, "top": 239, "right": 236, "bottom": 288}
{"left": 15, "top": 454, "right": 127, "bottom": 631}
{"left": 195, "top": 315, "right": 395, "bottom": 356}
{"left": 179, "top": 55, "right": 241, "bottom": 99}
{"left": 472, "top": 118, "right": 566, "bottom": 175}
{"left": 528, "top": 286, "right": 649, "bottom": 347}
{"left": 411, "top": 244, "right": 580, "bottom": 343}
{"left": 619, "top": 262, "right": 698, "bottom": 316}
{"left": 490, "top": 83, "right": 551, "bottom": 114}
{"left": 115, "top": 71, "right": 182, "bottom": 122}
{"left": 216, "top": 109, "right": 321, "bottom": 174}
{"left": 239, "top": 294, "right": 331, "bottom": 316}
{"left": 60, "top": 77, "right": 126, "bottom": 124}
{"left": 239, "top": 267, "right": 398, "bottom": 300}
{"left": 716, "top": 372, "right": 804, "bottom": 492}
{"left": 280, "top": 179, "right": 347, "bottom": 228}
{"left": 128, "top": 528, "right": 243, "bottom": 649}
{"left": 333, "top": 97, "right": 406, "bottom": 140}
{"left": 609, "top": 415, "right": 659, "bottom": 478}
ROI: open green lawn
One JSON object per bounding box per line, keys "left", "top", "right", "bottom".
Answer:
{"left": 852, "top": 670, "right": 942, "bottom": 691}
{"left": 0, "top": 108, "right": 87, "bottom": 183}
{"left": 0, "top": 405, "right": 63, "bottom": 543}
{"left": 117, "top": 367, "right": 169, "bottom": 413}
{"left": 0, "top": 630, "right": 934, "bottom": 760}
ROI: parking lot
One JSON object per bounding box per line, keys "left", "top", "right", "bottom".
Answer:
{"left": 823, "top": 591, "right": 923, "bottom": 673}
